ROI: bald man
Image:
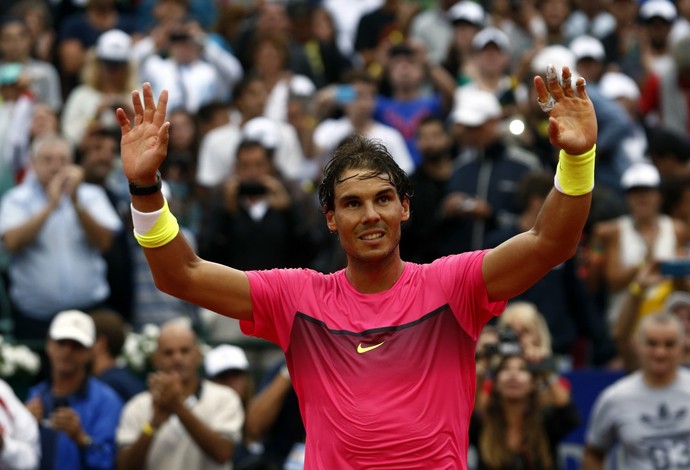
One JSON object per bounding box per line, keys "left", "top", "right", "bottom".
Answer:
{"left": 116, "top": 321, "right": 244, "bottom": 470}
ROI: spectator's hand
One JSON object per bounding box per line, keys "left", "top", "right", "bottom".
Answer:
{"left": 222, "top": 177, "right": 240, "bottom": 213}
{"left": 148, "top": 371, "right": 184, "bottom": 413}
{"left": 261, "top": 175, "right": 291, "bottom": 210}
{"left": 117, "top": 83, "right": 170, "bottom": 187}
{"left": 50, "top": 407, "right": 85, "bottom": 443}
{"left": 60, "top": 164, "right": 85, "bottom": 202}
{"left": 443, "top": 193, "right": 492, "bottom": 219}
{"left": 46, "top": 172, "right": 67, "bottom": 207}
{"left": 534, "top": 65, "right": 597, "bottom": 155}
{"left": 25, "top": 397, "right": 43, "bottom": 423}
{"left": 635, "top": 260, "right": 664, "bottom": 290}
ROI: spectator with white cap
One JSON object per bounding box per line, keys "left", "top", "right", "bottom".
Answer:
{"left": 204, "top": 344, "right": 252, "bottom": 408}
{"left": 60, "top": 29, "right": 137, "bottom": 148}
{"left": 204, "top": 344, "right": 259, "bottom": 469}
{"left": 599, "top": 71, "right": 648, "bottom": 167}
{"left": 442, "top": 0, "right": 486, "bottom": 85}
{"left": 442, "top": 87, "right": 541, "bottom": 254}
{"left": 569, "top": 34, "right": 607, "bottom": 83}
{"left": 638, "top": 0, "right": 678, "bottom": 75}
{"left": 195, "top": 75, "right": 307, "bottom": 198}
{"left": 461, "top": 26, "right": 526, "bottom": 119}
{"left": 588, "top": 162, "right": 686, "bottom": 327}
{"left": 25, "top": 309, "right": 123, "bottom": 470}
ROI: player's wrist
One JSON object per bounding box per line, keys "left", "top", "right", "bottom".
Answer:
{"left": 554, "top": 144, "right": 596, "bottom": 196}
{"left": 131, "top": 198, "right": 180, "bottom": 248}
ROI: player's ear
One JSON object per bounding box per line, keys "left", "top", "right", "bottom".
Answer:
{"left": 326, "top": 210, "right": 337, "bottom": 232}
{"left": 401, "top": 197, "right": 410, "bottom": 222}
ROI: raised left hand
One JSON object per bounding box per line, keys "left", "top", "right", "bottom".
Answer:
{"left": 534, "top": 65, "right": 597, "bottom": 155}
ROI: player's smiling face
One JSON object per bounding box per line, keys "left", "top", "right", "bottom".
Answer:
{"left": 326, "top": 167, "right": 409, "bottom": 264}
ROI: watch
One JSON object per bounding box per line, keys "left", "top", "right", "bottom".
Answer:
{"left": 129, "top": 171, "right": 162, "bottom": 196}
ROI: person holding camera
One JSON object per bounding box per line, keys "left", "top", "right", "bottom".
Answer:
{"left": 476, "top": 302, "right": 573, "bottom": 411}
{"left": 25, "top": 310, "right": 123, "bottom": 470}
{"left": 470, "top": 352, "right": 580, "bottom": 470}
{"left": 199, "top": 138, "right": 322, "bottom": 270}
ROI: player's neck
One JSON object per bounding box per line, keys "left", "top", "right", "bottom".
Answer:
{"left": 346, "top": 256, "right": 405, "bottom": 294}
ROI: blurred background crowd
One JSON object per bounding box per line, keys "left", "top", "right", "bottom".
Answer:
{"left": 1, "top": 0, "right": 690, "bottom": 468}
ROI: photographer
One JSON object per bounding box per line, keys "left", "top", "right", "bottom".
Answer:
{"left": 199, "top": 139, "right": 320, "bottom": 270}
{"left": 470, "top": 352, "right": 580, "bottom": 470}
{"left": 476, "top": 302, "right": 571, "bottom": 411}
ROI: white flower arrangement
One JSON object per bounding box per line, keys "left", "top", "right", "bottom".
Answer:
{"left": 119, "top": 323, "right": 160, "bottom": 373}
{"left": 0, "top": 336, "right": 41, "bottom": 378}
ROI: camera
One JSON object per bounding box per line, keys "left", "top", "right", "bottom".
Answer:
{"left": 53, "top": 396, "right": 69, "bottom": 409}
{"left": 477, "top": 325, "right": 523, "bottom": 359}
{"left": 238, "top": 181, "right": 267, "bottom": 197}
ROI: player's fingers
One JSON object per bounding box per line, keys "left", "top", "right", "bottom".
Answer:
{"left": 132, "top": 90, "right": 144, "bottom": 126}
{"left": 561, "top": 66, "right": 575, "bottom": 98}
{"left": 545, "top": 64, "right": 564, "bottom": 100}
{"left": 575, "top": 76, "right": 589, "bottom": 100}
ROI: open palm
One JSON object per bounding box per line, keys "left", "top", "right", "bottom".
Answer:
{"left": 534, "top": 66, "right": 597, "bottom": 155}
{"left": 116, "top": 83, "right": 170, "bottom": 185}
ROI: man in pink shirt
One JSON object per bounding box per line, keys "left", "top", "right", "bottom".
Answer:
{"left": 116, "top": 64, "right": 597, "bottom": 468}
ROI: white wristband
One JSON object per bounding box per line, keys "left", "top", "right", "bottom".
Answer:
{"left": 131, "top": 202, "right": 165, "bottom": 236}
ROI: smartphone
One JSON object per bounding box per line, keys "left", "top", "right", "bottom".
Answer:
{"left": 334, "top": 85, "right": 357, "bottom": 104}
{"left": 238, "top": 181, "right": 267, "bottom": 196}
{"left": 660, "top": 259, "right": 690, "bottom": 277}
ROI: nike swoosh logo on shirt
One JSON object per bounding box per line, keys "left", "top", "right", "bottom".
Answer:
{"left": 357, "top": 341, "right": 385, "bottom": 354}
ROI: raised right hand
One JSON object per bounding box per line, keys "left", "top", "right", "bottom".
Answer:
{"left": 116, "top": 83, "right": 170, "bottom": 186}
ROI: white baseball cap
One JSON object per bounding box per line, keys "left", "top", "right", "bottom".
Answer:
{"left": 620, "top": 162, "right": 661, "bottom": 190}
{"left": 451, "top": 88, "right": 502, "bottom": 126}
{"left": 205, "top": 344, "right": 249, "bottom": 377}
{"left": 472, "top": 26, "right": 510, "bottom": 52}
{"left": 599, "top": 72, "right": 640, "bottom": 101}
{"left": 448, "top": 1, "right": 486, "bottom": 27}
{"left": 570, "top": 35, "right": 606, "bottom": 62}
{"left": 49, "top": 310, "right": 96, "bottom": 347}
{"left": 96, "top": 29, "right": 132, "bottom": 62}
{"left": 531, "top": 45, "right": 577, "bottom": 74}
{"left": 241, "top": 117, "right": 281, "bottom": 150}
{"left": 639, "top": 0, "right": 677, "bottom": 22}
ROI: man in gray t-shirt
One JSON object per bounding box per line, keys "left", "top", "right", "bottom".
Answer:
{"left": 584, "top": 312, "right": 690, "bottom": 469}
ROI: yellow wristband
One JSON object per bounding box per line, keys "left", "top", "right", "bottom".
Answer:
{"left": 629, "top": 281, "right": 645, "bottom": 297}
{"left": 554, "top": 144, "right": 596, "bottom": 196}
{"left": 142, "top": 422, "right": 155, "bottom": 437}
{"left": 132, "top": 199, "right": 180, "bottom": 248}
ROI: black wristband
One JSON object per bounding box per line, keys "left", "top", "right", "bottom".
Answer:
{"left": 129, "top": 171, "right": 162, "bottom": 196}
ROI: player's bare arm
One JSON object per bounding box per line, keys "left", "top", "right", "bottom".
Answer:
{"left": 483, "top": 65, "right": 597, "bottom": 301}
{"left": 116, "top": 83, "right": 253, "bottom": 321}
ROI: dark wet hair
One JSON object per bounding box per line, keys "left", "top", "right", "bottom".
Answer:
{"left": 318, "top": 135, "right": 411, "bottom": 214}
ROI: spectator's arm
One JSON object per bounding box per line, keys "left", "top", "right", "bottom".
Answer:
{"left": 245, "top": 365, "right": 292, "bottom": 441}
{"left": 172, "top": 402, "right": 234, "bottom": 463}
{"left": 1, "top": 203, "right": 55, "bottom": 253}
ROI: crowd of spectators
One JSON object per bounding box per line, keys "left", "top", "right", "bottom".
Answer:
{"left": 2, "top": 0, "right": 690, "bottom": 467}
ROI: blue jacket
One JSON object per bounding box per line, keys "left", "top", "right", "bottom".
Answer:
{"left": 28, "top": 377, "right": 122, "bottom": 470}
